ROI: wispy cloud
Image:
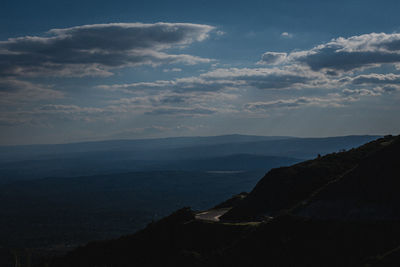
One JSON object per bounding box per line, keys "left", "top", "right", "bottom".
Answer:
{"left": 144, "top": 106, "right": 217, "bottom": 116}
{"left": 163, "top": 68, "right": 182, "bottom": 72}
{"left": 271, "top": 32, "right": 400, "bottom": 72}
{"left": 244, "top": 94, "right": 354, "bottom": 112}
{"left": 257, "top": 52, "right": 287, "bottom": 65}
{"left": 281, "top": 32, "right": 293, "bottom": 38}
{"left": 100, "top": 66, "right": 326, "bottom": 93}
{"left": 0, "top": 78, "right": 63, "bottom": 104}
{"left": 344, "top": 73, "right": 400, "bottom": 85}
{"left": 0, "top": 22, "right": 215, "bottom": 78}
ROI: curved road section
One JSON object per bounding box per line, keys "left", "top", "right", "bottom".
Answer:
{"left": 195, "top": 208, "right": 231, "bottom": 222}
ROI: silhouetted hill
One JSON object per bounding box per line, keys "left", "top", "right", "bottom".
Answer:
{"left": 210, "top": 215, "right": 400, "bottom": 267}
{"left": 38, "top": 134, "right": 400, "bottom": 267}
{"left": 222, "top": 135, "right": 397, "bottom": 221}
{"left": 365, "top": 245, "right": 400, "bottom": 267}
{"left": 295, "top": 136, "right": 400, "bottom": 220}
{"left": 46, "top": 208, "right": 254, "bottom": 267}
{"left": 212, "top": 192, "right": 248, "bottom": 209}
{"left": 45, "top": 215, "right": 400, "bottom": 267}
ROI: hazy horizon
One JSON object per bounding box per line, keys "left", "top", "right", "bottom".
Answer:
{"left": 0, "top": 133, "right": 386, "bottom": 147}
{"left": 1, "top": 0, "right": 400, "bottom": 145}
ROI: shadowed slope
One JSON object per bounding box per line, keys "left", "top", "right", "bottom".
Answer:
{"left": 295, "top": 136, "right": 400, "bottom": 220}
{"left": 222, "top": 135, "right": 397, "bottom": 221}
{"left": 37, "top": 135, "right": 400, "bottom": 267}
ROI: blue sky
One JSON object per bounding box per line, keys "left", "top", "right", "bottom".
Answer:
{"left": 1, "top": 0, "right": 400, "bottom": 145}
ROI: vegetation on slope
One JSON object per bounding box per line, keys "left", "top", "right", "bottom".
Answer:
{"left": 222, "top": 135, "right": 397, "bottom": 221}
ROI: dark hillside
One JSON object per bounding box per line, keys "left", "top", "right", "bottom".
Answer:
{"left": 295, "top": 136, "right": 400, "bottom": 220}
{"left": 47, "top": 208, "right": 255, "bottom": 267}
{"left": 222, "top": 135, "right": 397, "bottom": 221}
{"left": 33, "top": 135, "right": 400, "bottom": 267}
{"left": 209, "top": 216, "right": 400, "bottom": 267}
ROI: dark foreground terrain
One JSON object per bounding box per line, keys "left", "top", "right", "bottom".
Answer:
{"left": 0, "top": 170, "right": 266, "bottom": 250}
{"left": 26, "top": 134, "right": 400, "bottom": 267}
{"left": 0, "top": 134, "right": 394, "bottom": 266}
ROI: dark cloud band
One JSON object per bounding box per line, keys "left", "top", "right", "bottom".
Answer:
{"left": 0, "top": 22, "right": 214, "bottom": 78}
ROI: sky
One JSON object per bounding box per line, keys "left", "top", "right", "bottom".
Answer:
{"left": 1, "top": 0, "right": 400, "bottom": 145}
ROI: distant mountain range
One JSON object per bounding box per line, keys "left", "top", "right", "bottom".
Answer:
{"left": 0, "top": 134, "right": 379, "bottom": 183}
{"left": 0, "top": 134, "right": 293, "bottom": 162}
{"left": 37, "top": 134, "right": 400, "bottom": 267}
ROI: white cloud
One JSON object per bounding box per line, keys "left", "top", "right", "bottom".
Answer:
{"left": 347, "top": 73, "right": 400, "bottom": 85}
{"left": 0, "top": 78, "right": 63, "bottom": 105}
{"left": 257, "top": 52, "right": 287, "bottom": 65}
{"left": 144, "top": 106, "right": 217, "bottom": 116}
{"left": 99, "top": 66, "right": 325, "bottom": 93}
{"left": 342, "top": 88, "right": 381, "bottom": 96}
{"left": 244, "top": 95, "right": 353, "bottom": 112}
{"left": 163, "top": 68, "right": 182, "bottom": 72}
{"left": 287, "top": 33, "right": 400, "bottom": 72}
{"left": 0, "top": 22, "right": 215, "bottom": 78}
{"left": 281, "top": 32, "right": 293, "bottom": 38}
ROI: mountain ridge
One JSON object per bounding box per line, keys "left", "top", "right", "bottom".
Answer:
{"left": 221, "top": 135, "right": 396, "bottom": 221}
{"left": 38, "top": 134, "right": 400, "bottom": 267}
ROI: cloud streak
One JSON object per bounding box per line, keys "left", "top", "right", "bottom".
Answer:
{"left": 258, "top": 52, "right": 287, "bottom": 65}
{"left": 144, "top": 106, "right": 217, "bottom": 116}
{"left": 244, "top": 94, "right": 354, "bottom": 112}
{"left": 0, "top": 22, "right": 214, "bottom": 78}
{"left": 100, "top": 66, "right": 326, "bottom": 93}
{"left": 0, "top": 78, "right": 63, "bottom": 105}
{"left": 271, "top": 33, "right": 400, "bottom": 72}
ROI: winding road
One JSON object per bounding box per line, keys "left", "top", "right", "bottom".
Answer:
{"left": 195, "top": 208, "right": 231, "bottom": 222}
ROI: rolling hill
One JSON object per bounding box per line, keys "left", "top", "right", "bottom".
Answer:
{"left": 37, "top": 135, "right": 400, "bottom": 267}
